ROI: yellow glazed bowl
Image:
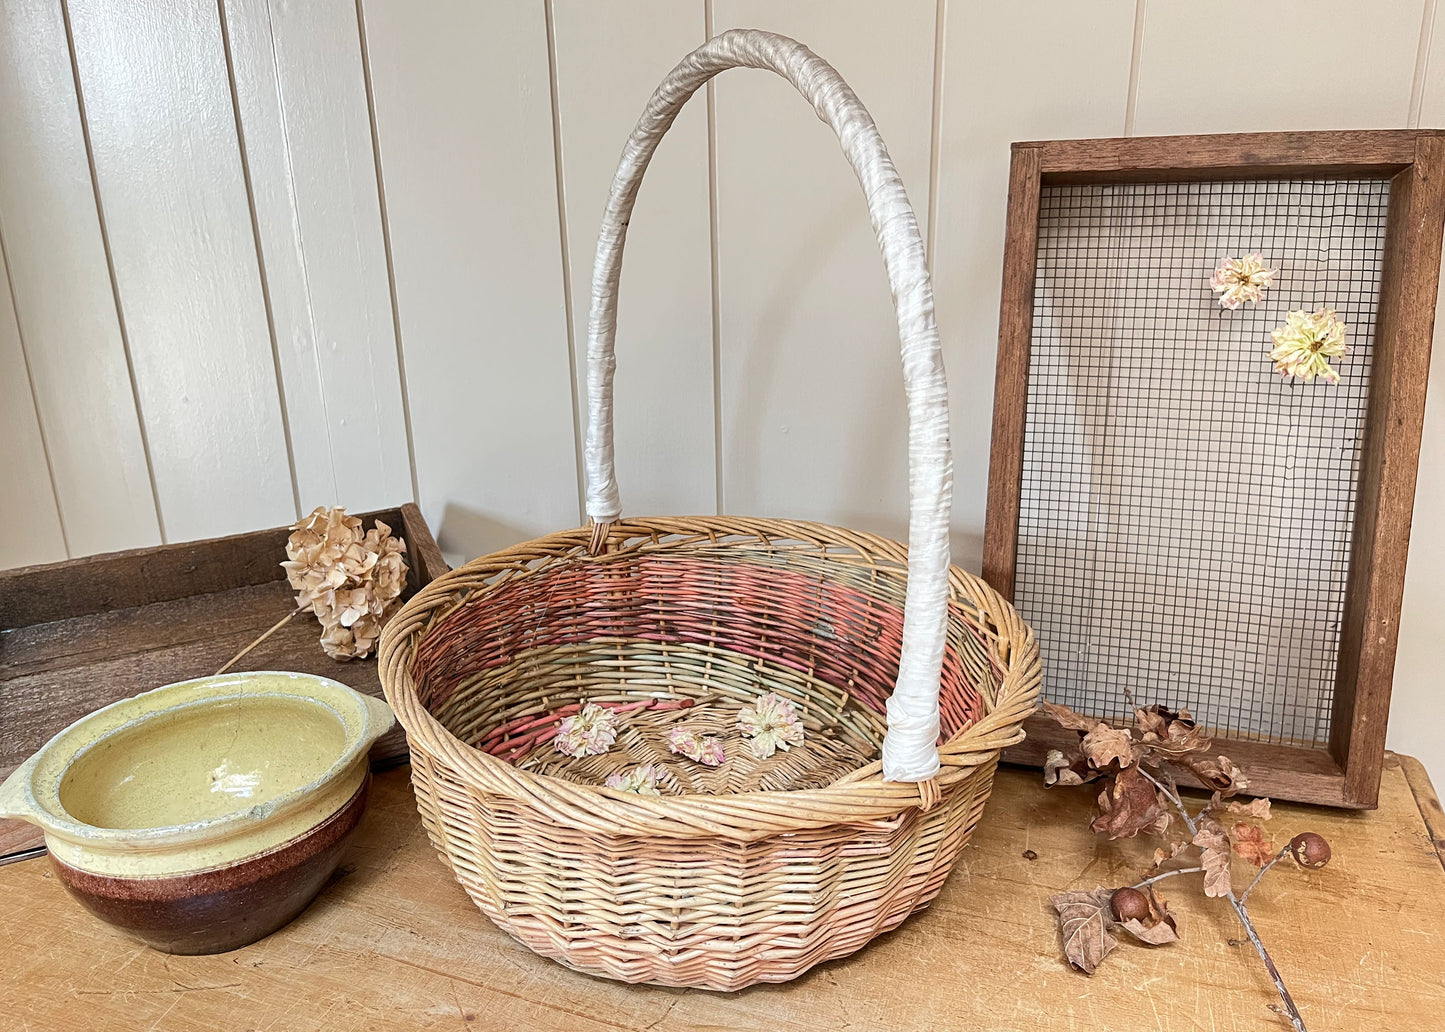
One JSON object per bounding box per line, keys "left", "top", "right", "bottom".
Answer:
{"left": 0, "top": 671, "right": 394, "bottom": 954}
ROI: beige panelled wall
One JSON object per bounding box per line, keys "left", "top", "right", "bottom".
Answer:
{"left": 0, "top": 0, "right": 1441, "bottom": 780}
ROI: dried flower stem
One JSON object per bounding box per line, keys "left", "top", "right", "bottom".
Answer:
{"left": 214, "top": 606, "right": 304, "bottom": 676}
{"left": 1131, "top": 866, "right": 1205, "bottom": 890}
{"left": 1240, "top": 846, "right": 1291, "bottom": 905}
{"left": 1138, "top": 767, "right": 1308, "bottom": 1032}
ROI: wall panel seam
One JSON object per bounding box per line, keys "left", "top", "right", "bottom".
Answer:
{"left": 924, "top": 0, "right": 945, "bottom": 273}
{"left": 544, "top": 0, "right": 586, "bottom": 526}
{"left": 354, "top": 0, "right": 420, "bottom": 507}
{"left": 58, "top": 0, "right": 166, "bottom": 544}
{"left": 217, "top": 0, "right": 302, "bottom": 522}
{"left": 705, "top": 0, "right": 724, "bottom": 516}
{"left": 0, "top": 224, "right": 69, "bottom": 557}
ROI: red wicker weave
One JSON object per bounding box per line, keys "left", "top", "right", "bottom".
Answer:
{"left": 378, "top": 30, "right": 1041, "bottom": 991}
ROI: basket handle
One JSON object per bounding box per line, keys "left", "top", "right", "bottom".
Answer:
{"left": 584, "top": 29, "right": 951, "bottom": 784}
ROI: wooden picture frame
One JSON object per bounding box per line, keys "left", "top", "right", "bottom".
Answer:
{"left": 984, "top": 130, "right": 1445, "bottom": 808}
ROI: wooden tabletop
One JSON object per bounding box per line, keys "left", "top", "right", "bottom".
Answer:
{"left": 4, "top": 754, "right": 1443, "bottom": 1031}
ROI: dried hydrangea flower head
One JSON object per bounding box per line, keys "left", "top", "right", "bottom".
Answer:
{"left": 282, "top": 506, "right": 408, "bottom": 660}
{"left": 1210, "top": 253, "right": 1277, "bottom": 309}
{"left": 553, "top": 703, "right": 619, "bottom": 758}
{"left": 1269, "top": 308, "right": 1347, "bottom": 383}
{"left": 737, "top": 691, "right": 804, "bottom": 760}
{"left": 667, "top": 726, "right": 725, "bottom": 766}
{"left": 605, "top": 764, "right": 667, "bottom": 795}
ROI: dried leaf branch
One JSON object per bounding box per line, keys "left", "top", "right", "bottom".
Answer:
{"left": 1042, "top": 698, "right": 1333, "bottom": 1032}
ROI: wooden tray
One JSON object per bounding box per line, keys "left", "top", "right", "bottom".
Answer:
{"left": 0, "top": 503, "right": 447, "bottom": 862}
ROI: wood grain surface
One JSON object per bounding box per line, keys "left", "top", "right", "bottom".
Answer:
{"left": 1, "top": 755, "right": 1439, "bottom": 1031}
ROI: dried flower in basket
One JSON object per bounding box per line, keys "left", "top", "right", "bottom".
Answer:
{"left": 605, "top": 764, "right": 666, "bottom": 795}
{"left": 1269, "top": 307, "right": 1347, "bottom": 383}
{"left": 1210, "top": 253, "right": 1277, "bottom": 309}
{"left": 282, "top": 506, "right": 408, "bottom": 660}
{"left": 553, "top": 703, "right": 619, "bottom": 758}
{"left": 668, "top": 726, "right": 725, "bottom": 766}
{"left": 737, "top": 692, "right": 804, "bottom": 760}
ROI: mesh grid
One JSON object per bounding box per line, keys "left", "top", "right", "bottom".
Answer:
{"left": 1017, "top": 177, "right": 1390, "bottom": 746}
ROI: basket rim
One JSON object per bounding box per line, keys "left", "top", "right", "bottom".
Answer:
{"left": 377, "top": 516, "right": 1041, "bottom": 841}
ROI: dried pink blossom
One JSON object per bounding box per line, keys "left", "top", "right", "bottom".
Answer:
{"left": 605, "top": 764, "right": 666, "bottom": 795}
{"left": 668, "top": 726, "right": 725, "bottom": 766}
{"left": 553, "top": 703, "right": 619, "bottom": 758}
{"left": 1269, "top": 308, "right": 1347, "bottom": 383}
{"left": 737, "top": 692, "right": 804, "bottom": 760}
{"left": 1210, "top": 254, "right": 1277, "bottom": 309}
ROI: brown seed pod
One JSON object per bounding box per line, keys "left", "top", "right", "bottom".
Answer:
{"left": 1288, "top": 832, "right": 1332, "bottom": 869}
{"left": 1111, "top": 887, "right": 1151, "bottom": 923}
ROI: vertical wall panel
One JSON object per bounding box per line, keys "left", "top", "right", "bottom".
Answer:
{"left": 930, "top": 1, "right": 1136, "bottom": 570}
{"left": 1388, "top": 30, "right": 1445, "bottom": 785}
{"left": 0, "top": 0, "right": 159, "bottom": 556}
{"left": 0, "top": 246, "right": 67, "bottom": 568}
{"left": 552, "top": 1, "right": 715, "bottom": 518}
{"left": 361, "top": 0, "right": 578, "bottom": 559}
{"left": 711, "top": 0, "right": 935, "bottom": 541}
{"left": 222, "top": 0, "right": 413, "bottom": 515}
{"left": 67, "top": 0, "right": 295, "bottom": 543}
{"left": 1132, "top": 1, "right": 1426, "bottom": 134}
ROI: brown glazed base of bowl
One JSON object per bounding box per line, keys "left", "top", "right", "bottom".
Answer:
{"left": 50, "top": 774, "right": 371, "bottom": 955}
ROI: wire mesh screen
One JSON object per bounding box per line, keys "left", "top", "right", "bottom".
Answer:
{"left": 1017, "top": 177, "right": 1391, "bottom": 746}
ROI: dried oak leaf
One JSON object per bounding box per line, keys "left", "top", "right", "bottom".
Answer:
{"left": 1225, "top": 797, "right": 1272, "bottom": 821}
{"left": 1091, "top": 765, "right": 1167, "bottom": 840}
{"left": 1117, "top": 886, "right": 1180, "bottom": 946}
{"left": 1231, "top": 822, "right": 1275, "bottom": 866}
{"left": 1041, "top": 699, "right": 1098, "bottom": 733}
{"left": 1050, "top": 888, "right": 1119, "bottom": 974}
{"left": 1082, "top": 723, "right": 1135, "bottom": 769}
{"left": 1149, "top": 840, "right": 1191, "bottom": 870}
{"left": 1194, "top": 817, "right": 1233, "bottom": 898}
{"left": 1185, "top": 754, "right": 1248, "bottom": 798}
{"left": 1043, "top": 748, "right": 1092, "bottom": 787}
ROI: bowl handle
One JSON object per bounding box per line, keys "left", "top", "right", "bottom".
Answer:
{"left": 0, "top": 755, "right": 41, "bottom": 824}
{"left": 360, "top": 693, "right": 397, "bottom": 747}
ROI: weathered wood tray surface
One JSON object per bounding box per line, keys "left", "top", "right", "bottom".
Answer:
{"left": 0, "top": 503, "right": 448, "bottom": 861}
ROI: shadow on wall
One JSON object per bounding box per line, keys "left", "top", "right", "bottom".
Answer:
{"left": 436, "top": 502, "right": 550, "bottom": 567}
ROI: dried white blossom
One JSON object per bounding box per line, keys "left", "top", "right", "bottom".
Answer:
{"left": 553, "top": 703, "right": 619, "bottom": 758}
{"left": 1269, "top": 308, "right": 1347, "bottom": 383}
{"left": 605, "top": 764, "right": 667, "bottom": 795}
{"left": 737, "top": 692, "right": 804, "bottom": 760}
{"left": 1210, "top": 254, "right": 1277, "bottom": 309}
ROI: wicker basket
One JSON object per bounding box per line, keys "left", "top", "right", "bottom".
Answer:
{"left": 378, "top": 29, "right": 1041, "bottom": 991}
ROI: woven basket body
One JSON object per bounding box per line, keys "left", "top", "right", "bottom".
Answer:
{"left": 378, "top": 30, "right": 1040, "bottom": 991}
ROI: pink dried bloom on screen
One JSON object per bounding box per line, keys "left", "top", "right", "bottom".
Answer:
{"left": 738, "top": 692, "right": 804, "bottom": 760}
{"left": 1210, "top": 253, "right": 1277, "bottom": 309}
{"left": 668, "top": 726, "right": 725, "bottom": 766}
{"left": 553, "top": 703, "right": 619, "bottom": 758}
{"left": 1269, "top": 308, "right": 1347, "bottom": 383}
{"left": 605, "top": 764, "right": 667, "bottom": 795}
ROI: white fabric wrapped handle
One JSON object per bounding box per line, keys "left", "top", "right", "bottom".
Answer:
{"left": 584, "top": 29, "right": 952, "bottom": 783}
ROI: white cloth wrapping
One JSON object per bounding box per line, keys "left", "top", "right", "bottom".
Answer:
{"left": 582, "top": 29, "right": 952, "bottom": 782}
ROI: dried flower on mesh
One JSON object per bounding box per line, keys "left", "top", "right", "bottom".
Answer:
{"left": 605, "top": 764, "right": 666, "bottom": 795}
{"left": 282, "top": 506, "right": 409, "bottom": 661}
{"left": 668, "top": 726, "right": 725, "bottom": 766}
{"left": 737, "top": 692, "right": 804, "bottom": 760}
{"left": 553, "top": 703, "right": 620, "bottom": 758}
{"left": 1210, "top": 253, "right": 1277, "bottom": 309}
{"left": 1269, "top": 307, "right": 1347, "bottom": 383}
